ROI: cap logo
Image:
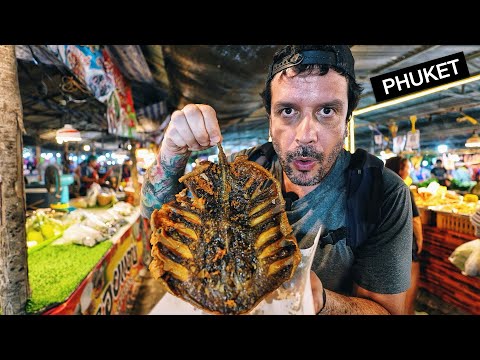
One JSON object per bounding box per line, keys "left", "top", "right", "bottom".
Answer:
{"left": 289, "top": 53, "right": 303, "bottom": 64}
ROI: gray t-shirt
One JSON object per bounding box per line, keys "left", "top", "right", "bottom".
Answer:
{"left": 233, "top": 146, "right": 412, "bottom": 295}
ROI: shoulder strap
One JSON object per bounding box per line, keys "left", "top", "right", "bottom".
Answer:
{"left": 345, "top": 148, "right": 384, "bottom": 250}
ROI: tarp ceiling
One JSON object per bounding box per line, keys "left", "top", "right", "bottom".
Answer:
{"left": 15, "top": 45, "right": 480, "bottom": 152}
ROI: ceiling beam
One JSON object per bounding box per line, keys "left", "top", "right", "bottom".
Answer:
{"left": 369, "top": 45, "right": 440, "bottom": 75}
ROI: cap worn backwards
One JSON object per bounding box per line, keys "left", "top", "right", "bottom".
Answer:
{"left": 267, "top": 45, "right": 356, "bottom": 82}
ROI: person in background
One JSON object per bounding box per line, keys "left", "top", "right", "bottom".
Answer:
{"left": 385, "top": 156, "right": 423, "bottom": 315}
{"left": 79, "top": 155, "right": 112, "bottom": 196}
{"left": 431, "top": 159, "right": 451, "bottom": 187}
{"left": 452, "top": 163, "right": 472, "bottom": 183}
{"left": 121, "top": 159, "right": 132, "bottom": 182}
{"left": 411, "top": 163, "right": 430, "bottom": 183}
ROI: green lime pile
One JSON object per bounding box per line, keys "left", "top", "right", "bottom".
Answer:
{"left": 26, "top": 211, "right": 65, "bottom": 246}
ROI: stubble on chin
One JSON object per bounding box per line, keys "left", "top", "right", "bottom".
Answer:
{"left": 272, "top": 139, "right": 344, "bottom": 186}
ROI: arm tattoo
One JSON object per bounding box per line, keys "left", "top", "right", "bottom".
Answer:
{"left": 140, "top": 151, "right": 190, "bottom": 219}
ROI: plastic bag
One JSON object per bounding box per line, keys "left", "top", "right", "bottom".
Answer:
{"left": 464, "top": 247, "right": 480, "bottom": 277}
{"left": 112, "top": 201, "right": 134, "bottom": 216}
{"left": 86, "top": 183, "right": 101, "bottom": 207}
{"left": 61, "top": 223, "right": 107, "bottom": 247}
{"left": 448, "top": 239, "right": 480, "bottom": 275}
{"left": 81, "top": 211, "right": 109, "bottom": 232}
{"left": 249, "top": 226, "right": 320, "bottom": 315}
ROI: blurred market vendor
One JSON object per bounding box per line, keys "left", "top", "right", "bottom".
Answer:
{"left": 79, "top": 155, "right": 112, "bottom": 196}
{"left": 121, "top": 159, "right": 132, "bottom": 182}
{"left": 430, "top": 159, "right": 451, "bottom": 187}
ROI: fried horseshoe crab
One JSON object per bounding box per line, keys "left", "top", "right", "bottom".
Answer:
{"left": 149, "top": 143, "right": 300, "bottom": 314}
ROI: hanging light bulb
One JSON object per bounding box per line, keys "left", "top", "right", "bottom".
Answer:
{"left": 465, "top": 130, "right": 480, "bottom": 148}
{"left": 55, "top": 124, "right": 82, "bottom": 143}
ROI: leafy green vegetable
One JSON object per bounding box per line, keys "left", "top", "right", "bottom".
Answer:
{"left": 26, "top": 241, "right": 112, "bottom": 314}
{"left": 415, "top": 178, "right": 439, "bottom": 188}
{"left": 449, "top": 179, "right": 476, "bottom": 191}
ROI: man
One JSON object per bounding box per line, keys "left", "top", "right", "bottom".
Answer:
{"left": 141, "top": 45, "right": 412, "bottom": 315}
{"left": 79, "top": 155, "right": 112, "bottom": 195}
{"left": 431, "top": 159, "right": 450, "bottom": 186}
{"left": 385, "top": 156, "right": 423, "bottom": 314}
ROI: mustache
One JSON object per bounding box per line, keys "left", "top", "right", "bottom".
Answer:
{"left": 285, "top": 146, "right": 323, "bottom": 162}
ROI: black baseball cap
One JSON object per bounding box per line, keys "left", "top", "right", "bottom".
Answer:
{"left": 266, "top": 45, "right": 356, "bottom": 82}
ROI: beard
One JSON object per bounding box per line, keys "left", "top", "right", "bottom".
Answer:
{"left": 273, "top": 139, "right": 345, "bottom": 186}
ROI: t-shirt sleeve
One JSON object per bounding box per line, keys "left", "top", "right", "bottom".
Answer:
{"left": 351, "top": 175, "right": 412, "bottom": 294}
{"left": 410, "top": 191, "right": 419, "bottom": 217}
{"left": 80, "top": 166, "right": 88, "bottom": 178}
{"left": 227, "top": 146, "right": 258, "bottom": 162}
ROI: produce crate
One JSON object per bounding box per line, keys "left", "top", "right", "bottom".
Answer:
{"left": 419, "top": 225, "right": 480, "bottom": 314}
{"left": 418, "top": 208, "right": 436, "bottom": 226}
{"left": 436, "top": 212, "right": 475, "bottom": 235}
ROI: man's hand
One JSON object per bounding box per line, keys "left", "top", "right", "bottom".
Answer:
{"left": 310, "top": 271, "right": 403, "bottom": 314}
{"left": 161, "top": 104, "right": 222, "bottom": 158}
{"left": 140, "top": 104, "right": 222, "bottom": 220}
{"left": 310, "top": 271, "right": 324, "bottom": 314}
{"left": 416, "top": 240, "right": 423, "bottom": 254}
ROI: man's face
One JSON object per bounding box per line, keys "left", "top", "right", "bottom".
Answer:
{"left": 270, "top": 68, "right": 349, "bottom": 186}
{"left": 399, "top": 161, "right": 410, "bottom": 180}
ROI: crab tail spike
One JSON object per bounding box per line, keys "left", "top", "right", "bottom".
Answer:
{"left": 217, "top": 142, "right": 228, "bottom": 169}
{"left": 217, "top": 142, "right": 230, "bottom": 251}
{"left": 217, "top": 142, "right": 229, "bottom": 201}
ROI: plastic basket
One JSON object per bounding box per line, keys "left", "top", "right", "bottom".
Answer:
{"left": 436, "top": 212, "right": 475, "bottom": 235}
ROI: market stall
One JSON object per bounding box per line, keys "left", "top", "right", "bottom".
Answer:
{"left": 415, "top": 186, "right": 480, "bottom": 314}
{"left": 25, "top": 202, "right": 151, "bottom": 315}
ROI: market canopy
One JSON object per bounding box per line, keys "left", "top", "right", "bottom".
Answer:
{"left": 16, "top": 45, "right": 480, "bottom": 152}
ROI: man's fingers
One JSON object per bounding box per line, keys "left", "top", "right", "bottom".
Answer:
{"left": 183, "top": 104, "right": 211, "bottom": 147}
{"left": 165, "top": 127, "right": 188, "bottom": 152}
{"left": 170, "top": 110, "right": 201, "bottom": 150}
{"left": 198, "top": 104, "right": 222, "bottom": 145}
{"left": 163, "top": 105, "right": 222, "bottom": 155}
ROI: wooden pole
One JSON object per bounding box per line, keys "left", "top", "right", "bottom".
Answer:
{"left": 35, "top": 144, "right": 41, "bottom": 182}
{"left": 0, "top": 45, "right": 29, "bottom": 314}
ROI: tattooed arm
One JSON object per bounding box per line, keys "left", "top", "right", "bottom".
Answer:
{"left": 140, "top": 104, "right": 222, "bottom": 219}
{"left": 140, "top": 150, "right": 190, "bottom": 219}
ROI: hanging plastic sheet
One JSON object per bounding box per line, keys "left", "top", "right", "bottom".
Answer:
{"left": 46, "top": 45, "right": 139, "bottom": 138}
{"left": 103, "top": 50, "right": 138, "bottom": 138}
{"left": 46, "top": 45, "right": 115, "bottom": 103}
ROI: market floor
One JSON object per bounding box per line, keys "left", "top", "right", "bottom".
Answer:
{"left": 131, "top": 270, "right": 166, "bottom": 315}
